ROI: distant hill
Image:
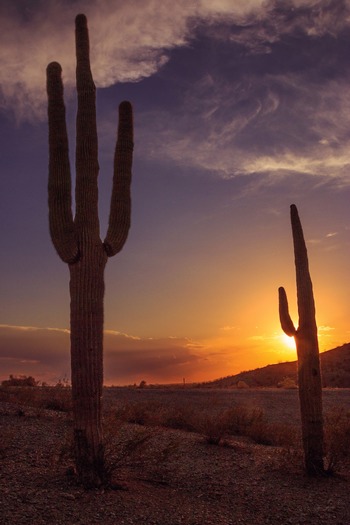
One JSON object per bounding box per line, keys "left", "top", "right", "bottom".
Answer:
{"left": 204, "top": 343, "right": 350, "bottom": 389}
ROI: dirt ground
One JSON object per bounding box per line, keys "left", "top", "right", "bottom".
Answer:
{"left": 1, "top": 389, "right": 350, "bottom": 525}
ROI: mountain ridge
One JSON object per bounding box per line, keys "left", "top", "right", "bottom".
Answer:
{"left": 204, "top": 343, "right": 350, "bottom": 388}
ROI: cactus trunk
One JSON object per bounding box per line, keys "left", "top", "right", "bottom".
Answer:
{"left": 69, "top": 237, "right": 107, "bottom": 487}
{"left": 47, "top": 14, "right": 133, "bottom": 487}
{"left": 278, "top": 205, "right": 324, "bottom": 475}
{"left": 295, "top": 329, "right": 324, "bottom": 474}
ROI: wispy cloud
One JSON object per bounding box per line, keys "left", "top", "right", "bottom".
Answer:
{"left": 2, "top": 0, "right": 349, "bottom": 188}
{"left": 0, "top": 0, "right": 264, "bottom": 121}
{"left": 137, "top": 68, "right": 350, "bottom": 185}
{"left": 1, "top": 0, "right": 349, "bottom": 123}
{"left": 132, "top": 1, "right": 350, "bottom": 186}
{"left": 319, "top": 325, "right": 335, "bottom": 332}
{"left": 0, "top": 323, "right": 69, "bottom": 334}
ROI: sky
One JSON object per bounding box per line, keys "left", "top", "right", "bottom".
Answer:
{"left": 0, "top": 0, "right": 349, "bottom": 386}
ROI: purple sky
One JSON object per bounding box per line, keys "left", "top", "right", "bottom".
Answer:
{"left": 0, "top": 0, "right": 349, "bottom": 385}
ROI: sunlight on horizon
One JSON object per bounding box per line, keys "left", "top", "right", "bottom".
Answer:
{"left": 280, "top": 333, "right": 296, "bottom": 351}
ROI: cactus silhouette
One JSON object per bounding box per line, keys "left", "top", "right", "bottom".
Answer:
{"left": 278, "top": 204, "right": 324, "bottom": 475}
{"left": 46, "top": 14, "right": 133, "bottom": 487}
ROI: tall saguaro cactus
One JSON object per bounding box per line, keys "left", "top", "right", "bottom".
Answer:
{"left": 278, "top": 204, "right": 324, "bottom": 475}
{"left": 46, "top": 14, "right": 133, "bottom": 487}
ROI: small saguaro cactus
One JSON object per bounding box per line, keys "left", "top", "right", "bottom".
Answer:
{"left": 46, "top": 14, "right": 133, "bottom": 487}
{"left": 278, "top": 204, "right": 324, "bottom": 475}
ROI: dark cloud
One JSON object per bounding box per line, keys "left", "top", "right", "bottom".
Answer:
{"left": 103, "top": 332, "right": 205, "bottom": 384}
{"left": 0, "top": 326, "right": 70, "bottom": 383}
{"left": 0, "top": 325, "right": 207, "bottom": 385}
{"left": 134, "top": 0, "right": 350, "bottom": 185}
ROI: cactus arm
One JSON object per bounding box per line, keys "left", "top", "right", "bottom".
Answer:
{"left": 74, "top": 14, "right": 100, "bottom": 235}
{"left": 47, "top": 62, "right": 79, "bottom": 264}
{"left": 104, "top": 101, "right": 133, "bottom": 257}
{"left": 278, "top": 287, "right": 296, "bottom": 337}
{"left": 290, "top": 204, "right": 316, "bottom": 331}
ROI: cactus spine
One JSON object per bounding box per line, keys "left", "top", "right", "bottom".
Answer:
{"left": 47, "top": 14, "right": 133, "bottom": 487}
{"left": 278, "top": 204, "right": 324, "bottom": 475}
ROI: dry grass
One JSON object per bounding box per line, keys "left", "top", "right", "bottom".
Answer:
{"left": 0, "top": 384, "right": 72, "bottom": 413}
{"left": 111, "top": 398, "right": 299, "bottom": 450}
{"left": 1, "top": 385, "right": 350, "bottom": 474}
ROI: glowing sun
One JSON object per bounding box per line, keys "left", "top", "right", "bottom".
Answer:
{"left": 281, "top": 333, "right": 296, "bottom": 351}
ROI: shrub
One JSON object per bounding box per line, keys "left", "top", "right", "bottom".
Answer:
{"left": 0, "top": 383, "right": 72, "bottom": 414}
{"left": 221, "top": 405, "right": 265, "bottom": 436}
{"left": 324, "top": 408, "right": 350, "bottom": 473}
{"left": 160, "top": 405, "right": 197, "bottom": 432}
{"left": 41, "top": 386, "right": 72, "bottom": 412}
{"left": 195, "top": 410, "right": 230, "bottom": 445}
{"left": 195, "top": 405, "right": 298, "bottom": 448}
{"left": 0, "top": 385, "right": 41, "bottom": 407}
{"left": 115, "top": 400, "right": 197, "bottom": 432}
{"left": 277, "top": 377, "right": 298, "bottom": 389}
{"left": 102, "top": 412, "right": 152, "bottom": 484}
{"left": 236, "top": 380, "right": 249, "bottom": 389}
{"left": 115, "top": 401, "right": 161, "bottom": 426}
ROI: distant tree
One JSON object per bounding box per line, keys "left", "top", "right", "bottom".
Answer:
{"left": 1, "top": 375, "right": 38, "bottom": 387}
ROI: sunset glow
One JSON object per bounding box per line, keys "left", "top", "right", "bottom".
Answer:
{"left": 281, "top": 333, "right": 296, "bottom": 352}
{"left": 0, "top": 1, "right": 349, "bottom": 385}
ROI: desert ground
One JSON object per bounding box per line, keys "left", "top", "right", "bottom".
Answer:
{"left": 1, "top": 387, "right": 350, "bottom": 525}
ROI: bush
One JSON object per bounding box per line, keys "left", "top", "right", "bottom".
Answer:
{"left": 0, "top": 384, "right": 41, "bottom": 407}
{"left": 222, "top": 405, "right": 265, "bottom": 436}
{"left": 41, "top": 386, "right": 72, "bottom": 412}
{"left": 0, "top": 383, "right": 72, "bottom": 413}
{"left": 277, "top": 377, "right": 298, "bottom": 389}
{"left": 324, "top": 408, "right": 350, "bottom": 473}
{"left": 160, "top": 405, "right": 196, "bottom": 432}
{"left": 195, "top": 411, "right": 230, "bottom": 445}
{"left": 115, "top": 401, "right": 197, "bottom": 432}
{"left": 102, "top": 412, "right": 152, "bottom": 483}
{"left": 194, "top": 405, "right": 298, "bottom": 448}
{"left": 115, "top": 401, "right": 161, "bottom": 426}
{"left": 236, "top": 380, "right": 249, "bottom": 389}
